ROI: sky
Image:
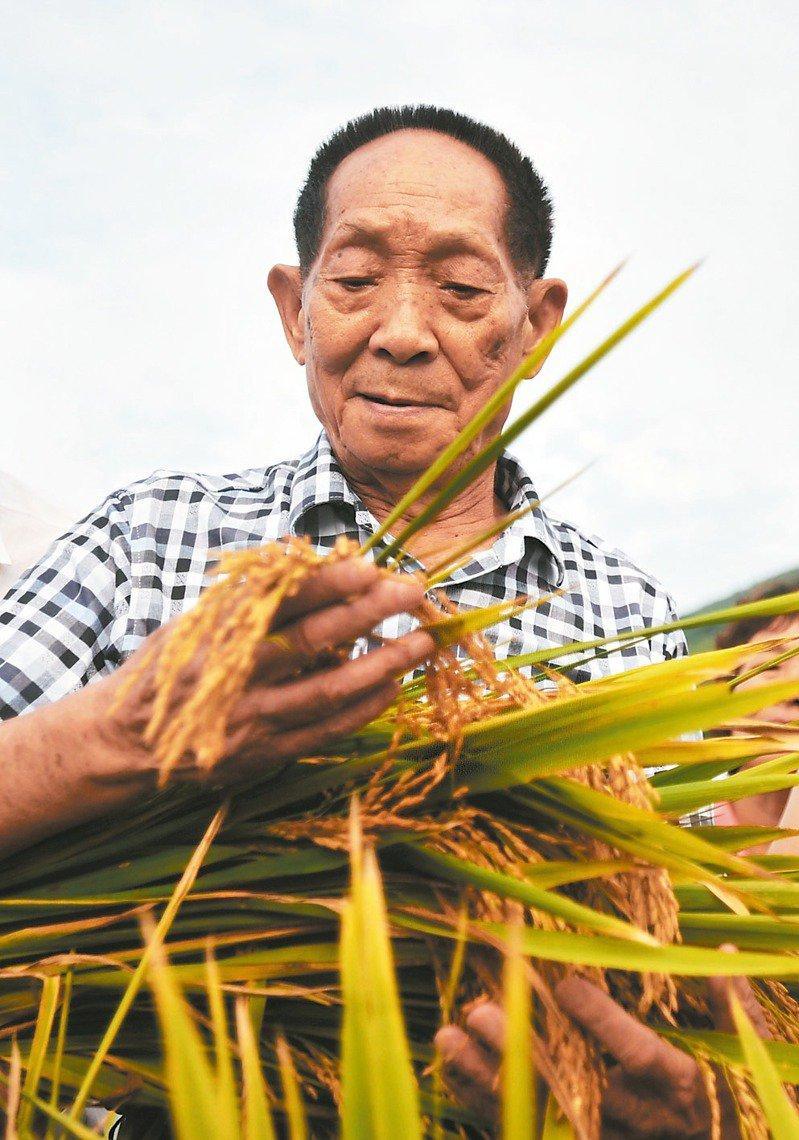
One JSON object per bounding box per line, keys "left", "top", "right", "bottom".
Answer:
{"left": 2, "top": 0, "right": 797, "bottom": 612}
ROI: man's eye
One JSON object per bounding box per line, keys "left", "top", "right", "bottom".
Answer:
{"left": 443, "top": 282, "right": 484, "bottom": 299}
{"left": 334, "top": 277, "right": 375, "bottom": 290}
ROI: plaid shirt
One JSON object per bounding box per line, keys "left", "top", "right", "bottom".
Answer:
{"left": 0, "top": 431, "right": 687, "bottom": 718}
{"left": 1, "top": 433, "right": 713, "bottom": 825}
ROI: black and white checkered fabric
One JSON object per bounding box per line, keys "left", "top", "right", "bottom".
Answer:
{"left": 0, "top": 431, "right": 711, "bottom": 823}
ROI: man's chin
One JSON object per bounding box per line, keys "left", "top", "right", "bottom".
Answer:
{"left": 346, "top": 444, "right": 441, "bottom": 479}
{"left": 337, "top": 432, "right": 446, "bottom": 483}
{"left": 336, "top": 413, "right": 453, "bottom": 481}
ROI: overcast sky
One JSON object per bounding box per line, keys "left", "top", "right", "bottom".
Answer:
{"left": 2, "top": 1, "right": 797, "bottom": 611}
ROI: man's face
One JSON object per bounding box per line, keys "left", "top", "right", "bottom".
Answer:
{"left": 270, "top": 130, "right": 565, "bottom": 484}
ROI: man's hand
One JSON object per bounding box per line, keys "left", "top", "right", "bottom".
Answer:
{"left": 435, "top": 965, "right": 769, "bottom": 1137}
{"left": 101, "top": 556, "right": 434, "bottom": 780}
{"left": 0, "top": 557, "right": 433, "bottom": 852}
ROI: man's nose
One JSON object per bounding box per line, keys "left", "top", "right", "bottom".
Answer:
{"left": 368, "top": 293, "right": 439, "bottom": 365}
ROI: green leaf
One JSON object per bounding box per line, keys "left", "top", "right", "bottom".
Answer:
{"left": 405, "top": 846, "right": 658, "bottom": 944}
{"left": 730, "top": 990, "right": 799, "bottom": 1136}
{"left": 658, "top": 773, "right": 799, "bottom": 818}
{"left": 17, "top": 1091, "right": 103, "bottom": 1140}
{"left": 145, "top": 922, "right": 229, "bottom": 1140}
{"left": 501, "top": 923, "right": 535, "bottom": 1139}
{"left": 340, "top": 801, "right": 422, "bottom": 1140}
{"left": 205, "top": 946, "right": 238, "bottom": 1123}
{"left": 18, "top": 973, "right": 60, "bottom": 1134}
{"left": 276, "top": 1035, "right": 308, "bottom": 1140}
{"left": 425, "top": 595, "right": 549, "bottom": 649}
{"left": 235, "top": 995, "right": 277, "bottom": 1140}
{"left": 506, "top": 592, "right": 799, "bottom": 673}
{"left": 377, "top": 264, "right": 696, "bottom": 563}
{"left": 393, "top": 911, "right": 799, "bottom": 978}
{"left": 67, "top": 806, "right": 226, "bottom": 1123}
{"left": 688, "top": 825, "right": 799, "bottom": 851}
{"left": 662, "top": 1029, "right": 799, "bottom": 1084}
{"left": 45, "top": 968, "right": 72, "bottom": 1140}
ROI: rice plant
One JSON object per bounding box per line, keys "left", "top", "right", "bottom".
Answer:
{"left": 2, "top": 265, "right": 799, "bottom": 1137}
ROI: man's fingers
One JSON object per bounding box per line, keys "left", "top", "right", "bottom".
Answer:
{"left": 258, "top": 575, "right": 429, "bottom": 677}
{"left": 256, "top": 682, "right": 400, "bottom": 761}
{"left": 464, "top": 1001, "right": 506, "bottom": 1058}
{"left": 707, "top": 945, "right": 771, "bottom": 1039}
{"left": 273, "top": 557, "right": 382, "bottom": 624}
{"left": 555, "top": 977, "right": 694, "bottom": 1082}
{"left": 239, "top": 629, "right": 434, "bottom": 729}
{"left": 434, "top": 1026, "right": 500, "bottom": 1125}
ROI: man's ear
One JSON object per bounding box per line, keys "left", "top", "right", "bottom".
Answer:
{"left": 268, "top": 264, "right": 306, "bottom": 365}
{"left": 523, "top": 278, "right": 568, "bottom": 376}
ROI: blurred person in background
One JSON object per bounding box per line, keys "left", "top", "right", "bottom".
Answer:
{"left": 712, "top": 579, "right": 799, "bottom": 854}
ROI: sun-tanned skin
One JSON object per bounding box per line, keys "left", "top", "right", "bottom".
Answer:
{"left": 0, "top": 130, "right": 566, "bottom": 854}
{"left": 267, "top": 130, "right": 567, "bottom": 565}
{"left": 0, "top": 128, "right": 772, "bottom": 1136}
{"left": 436, "top": 962, "right": 767, "bottom": 1137}
{"left": 727, "top": 616, "right": 799, "bottom": 841}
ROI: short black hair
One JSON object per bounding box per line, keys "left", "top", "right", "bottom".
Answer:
{"left": 716, "top": 578, "right": 799, "bottom": 650}
{"left": 293, "top": 105, "right": 553, "bottom": 281}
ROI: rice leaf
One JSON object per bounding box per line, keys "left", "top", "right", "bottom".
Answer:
{"left": 339, "top": 898, "right": 371, "bottom": 1139}
{"left": 232, "top": 994, "right": 275, "bottom": 1140}
{"left": 235, "top": 996, "right": 277, "bottom": 1140}
{"left": 405, "top": 846, "right": 658, "bottom": 944}
{"left": 67, "top": 806, "right": 226, "bottom": 1122}
{"left": 340, "top": 801, "right": 422, "bottom": 1139}
{"left": 15, "top": 1092, "right": 101, "bottom": 1140}
{"left": 144, "top": 919, "right": 227, "bottom": 1140}
{"left": 45, "top": 967, "right": 72, "bottom": 1140}
{"left": 205, "top": 946, "right": 238, "bottom": 1123}
{"left": 507, "top": 592, "right": 799, "bottom": 673}
{"left": 730, "top": 990, "right": 799, "bottom": 1136}
{"left": 5, "top": 1036, "right": 21, "bottom": 1140}
{"left": 377, "top": 264, "right": 697, "bottom": 562}
{"left": 394, "top": 911, "right": 799, "bottom": 978}
{"left": 426, "top": 463, "right": 593, "bottom": 586}
{"left": 501, "top": 922, "right": 535, "bottom": 1139}
{"left": 464, "top": 674, "right": 799, "bottom": 795}
{"left": 18, "top": 974, "right": 60, "bottom": 1134}
{"left": 689, "top": 825, "right": 799, "bottom": 851}
{"left": 658, "top": 773, "right": 799, "bottom": 819}
{"left": 662, "top": 1029, "right": 799, "bottom": 1084}
{"left": 425, "top": 595, "right": 552, "bottom": 649}
{"left": 276, "top": 1035, "right": 308, "bottom": 1140}
{"left": 541, "top": 1091, "right": 577, "bottom": 1138}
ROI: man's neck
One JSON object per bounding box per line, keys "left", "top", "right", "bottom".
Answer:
{"left": 343, "top": 462, "right": 504, "bottom": 567}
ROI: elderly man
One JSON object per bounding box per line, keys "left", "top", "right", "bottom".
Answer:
{"left": 0, "top": 106, "right": 763, "bottom": 1136}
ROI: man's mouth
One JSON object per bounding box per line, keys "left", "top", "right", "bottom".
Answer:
{"left": 357, "top": 392, "right": 440, "bottom": 410}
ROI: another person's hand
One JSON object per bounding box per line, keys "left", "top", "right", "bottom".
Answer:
{"left": 435, "top": 967, "right": 770, "bottom": 1137}
{"left": 92, "top": 557, "right": 434, "bottom": 784}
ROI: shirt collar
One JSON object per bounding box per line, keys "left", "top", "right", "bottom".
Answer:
{"left": 287, "top": 432, "right": 364, "bottom": 537}
{"left": 494, "top": 451, "right": 565, "bottom": 587}
{"left": 287, "top": 431, "right": 565, "bottom": 587}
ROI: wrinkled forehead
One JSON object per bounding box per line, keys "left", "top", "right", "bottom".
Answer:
{"left": 320, "top": 129, "right": 511, "bottom": 260}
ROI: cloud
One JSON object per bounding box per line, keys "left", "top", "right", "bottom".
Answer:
{"left": 2, "top": 0, "right": 797, "bottom": 609}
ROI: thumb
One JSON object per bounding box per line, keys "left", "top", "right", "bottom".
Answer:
{"left": 706, "top": 944, "right": 771, "bottom": 1039}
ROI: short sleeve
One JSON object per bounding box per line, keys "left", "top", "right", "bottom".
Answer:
{"left": 0, "top": 492, "right": 132, "bottom": 718}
